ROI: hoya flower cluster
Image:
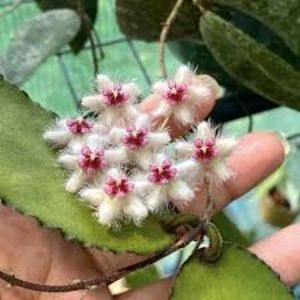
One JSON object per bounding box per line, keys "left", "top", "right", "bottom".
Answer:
{"left": 43, "top": 65, "right": 237, "bottom": 227}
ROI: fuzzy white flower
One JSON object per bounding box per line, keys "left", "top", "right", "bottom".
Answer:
{"left": 145, "top": 155, "right": 196, "bottom": 211}
{"left": 175, "top": 121, "right": 237, "bottom": 182}
{"left": 43, "top": 116, "right": 100, "bottom": 147}
{"left": 81, "top": 75, "right": 140, "bottom": 125}
{"left": 80, "top": 168, "right": 148, "bottom": 227}
{"left": 151, "top": 65, "right": 215, "bottom": 125}
{"left": 110, "top": 114, "right": 170, "bottom": 169}
{"left": 58, "top": 136, "right": 127, "bottom": 193}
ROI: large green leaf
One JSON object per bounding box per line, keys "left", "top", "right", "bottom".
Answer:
{"left": 212, "top": 211, "right": 248, "bottom": 246}
{"left": 35, "top": 0, "right": 98, "bottom": 53}
{"left": 171, "top": 243, "right": 294, "bottom": 300}
{"left": 212, "top": 0, "right": 300, "bottom": 55}
{"left": 201, "top": 11, "right": 300, "bottom": 111}
{"left": 2, "top": 10, "right": 81, "bottom": 85}
{"left": 0, "top": 77, "right": 175, "bottom": 254}
{"left": 126, "top": 265, "right": 160, "bottom": 289}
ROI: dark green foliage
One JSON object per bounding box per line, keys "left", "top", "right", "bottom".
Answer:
{"left": 201, "top": 12, "right": 300, "bottom": 111}
{"left": 213, "top": 0, "right": 300, "bottom": 55}
{"left": 116, "top": 0, "right": 200, "bottom": 41}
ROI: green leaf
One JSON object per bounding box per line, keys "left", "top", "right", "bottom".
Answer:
{"left": 35, "top": 0, "right": 98, "bottom": 53}
{"left": 0, "top": 77, "right": 175, "bottom": 254}
{"left": 171, "top": 243, "right": 294, "bottom": 300}
{"left": 2, "top": 10, "right": 81, "bottom": 85}
{"left": 200, "top": 11, "right": 300, "bottom": 111}
{"left": 212, "top": 212, "right": 249, "bottom": 246}
{"left": 212, "top": 0, "right": 300, "bottom": 55}
{"left": 126, "top": 266, "right": 160, "bottom": 289}
{"left": 116, "top": 0, "right": 200, "bottom": 41}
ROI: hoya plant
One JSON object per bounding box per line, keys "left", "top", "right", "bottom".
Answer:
{"left": 0, "top": 63, "right": 295, "bottom": 299}
{"left": 0, "top": 1, "right": 298, "bottom": 299}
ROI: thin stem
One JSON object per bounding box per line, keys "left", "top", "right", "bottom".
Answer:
{"left": 0, "top": 0, "right": 22, "bottom": 18}
{"left": 89, "top": 32, "right": 99, "bottom": 76}
{"left": 203, "top": 173, "right": 215, "bottom": 221}
{"left": 0, "top": 223, "right": 204, "bottom": 293}
{"left": 159, "top": 115, "right": 171, "bottom": 131}
{"left": 159, "top": 0, "right": 185, "bottom": 79}
{"left": 193, "top": 0, "right": 207, "bottom": 13}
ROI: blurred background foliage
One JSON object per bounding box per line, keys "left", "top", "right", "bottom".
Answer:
{"left": 0, "top": 0, "right": 300, "bottom": 296}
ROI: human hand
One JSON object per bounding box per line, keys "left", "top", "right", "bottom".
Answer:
{"left": 0, "top": 76, "right": 298, "bottom": 300}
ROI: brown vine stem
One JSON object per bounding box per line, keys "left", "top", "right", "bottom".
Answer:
{"left": 159, "top": 0, "right": 185, "bottom": 79}
{"left": 0, "top": 223, "right": 204, "bottom": 293}
{"left": 203, "top": 172, "right": 215, "bottom": 221}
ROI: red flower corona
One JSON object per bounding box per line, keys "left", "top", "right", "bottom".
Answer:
{"left": 78, "top": 146, "right": 106, "bottom": 174}
{"left": 148, "top": 160, "right": 177, "bottom": 184}
{"left": 104, "top": 176, "right": 134, "bottom": 198}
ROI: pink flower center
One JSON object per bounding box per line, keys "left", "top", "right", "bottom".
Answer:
{"left": 163, "top": 81, "right": 188, "bottom": 105}
{"left": 67, "top": 117, "right": 93, "bottom": 134}
{"left": 102, "top": 84, "right": 129, "bottom": 107}
{"left": 122, "top": 126, "right": 148, "bottom": 150}
{"left": 193, "top": 138, "right": 218, "bottom": 164}
{"left": 103, "top": 176, "right": 134, "bottom": 198}
{"left": 78, "top": 146, "right": 106, "bottom": 174}
{"left": 148, "top": 159, "right": 177, "bottom": 185}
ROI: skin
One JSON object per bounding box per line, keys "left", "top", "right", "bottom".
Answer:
{"left": 0, "top": 77, "right": 299, "bottom": 299}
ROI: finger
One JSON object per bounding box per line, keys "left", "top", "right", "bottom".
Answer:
{"left": 115, "top": 225, "right": 300, "bottom": 299}
{"left": 249, "top": 223, "right": 300, "bottom": 287}
{"left": 114, "top": 278, "right": 172, "bottom": 300}
{"left": 184, "top": 132, "right": 286, "bottom": 216}
{"left": 140, "top": 75, "right": 218, "bottom": 139}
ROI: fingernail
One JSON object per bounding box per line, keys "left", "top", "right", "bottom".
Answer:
{"left": 197, "top": 75, "right": 225, "bottom": 99}
{"left": 274, "top": 131, "right": 290, "bottom": 157}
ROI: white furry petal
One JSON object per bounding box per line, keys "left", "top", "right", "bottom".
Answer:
{"left": 80, "top": 187, "right": 103, "bottom": 207}
{"left": 105, "top": 148, "right": 127, "bottom": 165}
{"left": 58, "top": 153, "right": 78, "bottom": 169}
{"left": 81, "top": 95, "right": 105, "bottom": 112}
{"left": 173, "top": 105, "right": 194, "bottom": 125}
{"left": 124, "top": 83, "right": 139, "bottom": 101}
{"left": 211, "top": 160, "right": 233, "bottom": 183}
{"left": 196, "top": 121, "right": 215, "bottom": 140}
{"left": 135, "top": 149, "right": 153, "bottom": 170}
{"left": 65, "top": 171, "right": 87, "bottom": 193}
{"left": 133, "top": 179, "right": 153, "bottom": 195}
{"left": 176, "top": 159, "right": 200, "bottom": 179}
{"left": 153, "top": 81, "right": 168, "bottom": 96}
{"left": 175, "top": 141, "right": 193, "bottom": 158}
{"left": 123, "top": 196, "right": 148, "bottom": 225}
{"left": 96, "top": 197, "right": 123, "bottom": 226}
{"left": 109, "top": 127, "right": 125, "bottom": 144}
{"left": 216, "top": 138, "right": 237, "bottom": 157}
{"left": 175, "top": 65, "right": 194, "bottom": 83}
{"left": 188, "top": 85, "right": 211, "bottom": 105}
{"left": 43, "top": 130, "right": 72, "bottom": 146}
{"left": 147, "top": 132, "right": 170, "bottom": 149}
{"left": 135, "top": 114, "right": 151, "bottom": 128}
{"left": 146, "top": 187, "right": 167, "bottom": 211}
{"left": 96, "top": 74, "right": 113, "bottom": 91}
{"left": 152, "top": 101, "right": 170, "bottom": 118}
{"left": 168, "top": 180, "right": 195, "bottom": 207}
